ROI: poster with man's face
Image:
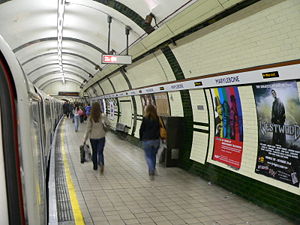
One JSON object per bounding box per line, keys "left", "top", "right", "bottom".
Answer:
{"left": 253, "top": 81, "right": 300, "bottom": 187}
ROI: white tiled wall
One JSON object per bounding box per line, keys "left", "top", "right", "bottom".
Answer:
{"left": 189, "top": 89, "right": 210, "bottom": 164}
{"left": 100, "top": 79, "right": 114, "bottom": 94}
{"left": 153, "top": 51, "right": 176, "bottom": 82}
{"left": 168, "top": 92, "right": 184, "bottom": 117}
{"left": 172, "top": 0, "right": 300, "bottom": 79}
{"left": 118, "top": 96, "right": 133, "bottom": 134}
{"left": 190, "top": 89, "right": 209, "bottom": 123}
{"left": 110, "top": 72, "right": 129, "bottom": 92}
{"left": 93, "top": 84, "right": 103, "bottom": 96}
{"left": 134, "top": 95, "right": 143, "bottom": 139}
{"left": 190, "top": 132, "right": 209, "bottom": 164}
{"left": 126, "top": 53, "right": 171, "bottom": 89}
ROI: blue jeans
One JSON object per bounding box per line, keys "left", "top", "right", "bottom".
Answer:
{"left": 142, "top": 139, "right": 160, "bottom": 174}
{"left": 90, "top": 138, "right": 105, "bottom": 170}
{"left": 74, "top": 115, "right": 80, "bottom": 131}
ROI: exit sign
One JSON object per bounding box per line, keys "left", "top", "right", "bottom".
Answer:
{"left": 101, "top": 55, "right": 132, "bottom": 65}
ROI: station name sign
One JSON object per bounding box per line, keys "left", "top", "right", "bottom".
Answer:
{"left": 90, "top": 62, "right": 299, "bottom": 100}
{"left": 101, "top": 55, "right": 132, "bottom": 65}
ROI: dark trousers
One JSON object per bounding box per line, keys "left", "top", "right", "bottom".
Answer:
{"left": 90, "top": 138, "right": 106, "bottom": 170}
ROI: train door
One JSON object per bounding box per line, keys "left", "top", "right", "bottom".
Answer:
{"left": 0, "top": 109, "right": 9, "bottom": 224}
{"left": 29, "top": 94, "right": 47, "bottom": 225}
{"left": 44, "top": 99, "right": 52, "bottom": 164}
{"left": 0, "top": 52, "right": 25, "bottom": 224}
{"left": 35, "top": 89, "right": 46, "bottom": 166}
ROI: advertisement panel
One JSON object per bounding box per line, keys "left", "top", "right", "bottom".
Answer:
{"left": 140, "top": 94, "right": 156, "bottom": 114}
{"left": 211, "top": 86, "right": 243, "bottom": 169}
{"left": 253, "top": 81, "right": 300, "bottom": 186}
{"left": 109, "top": 100, "right": 115, "bottom": 120}
{"left": 154, "top": 93, "right": 170, "bottom": 116}
{"left": 140, "top": 93, "right": 170, "bottom": 117}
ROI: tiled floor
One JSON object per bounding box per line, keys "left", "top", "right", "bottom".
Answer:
{"left": 62, "top": 118, "right": 296, "bottom": 225}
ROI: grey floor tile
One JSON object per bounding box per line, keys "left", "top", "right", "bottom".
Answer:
{"left": 60, "top": 119, "right": 296, "bottom": 225}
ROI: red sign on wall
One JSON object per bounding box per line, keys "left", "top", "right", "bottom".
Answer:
{"left": 211, "top": 86, "right": 244, "bottom": 169}
{"left": 213, "top": 137, "right": 243, "bottom": 168}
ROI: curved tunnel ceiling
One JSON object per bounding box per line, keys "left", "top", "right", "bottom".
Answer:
{"left": 0, "top": 0, "right": 197, "bottom": 91}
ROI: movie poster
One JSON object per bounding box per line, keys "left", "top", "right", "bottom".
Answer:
{"left": 211, "top": 86, "right": 244, "bottom": 169}
{"left": 253, "top": 81, "right": 300, "bottom": 187}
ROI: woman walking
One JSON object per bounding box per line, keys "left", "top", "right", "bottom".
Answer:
{"left": 83, "top": 102, "right": 108, "bottom": 173}
{"left": 139, "top": 104, "right": 160, "bottom": 179}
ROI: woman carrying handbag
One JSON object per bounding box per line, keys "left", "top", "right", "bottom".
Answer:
{"left": 83, "top": 102, "right": 109, "bottom": 174}
{"left": 139, "top": 104, "right": 162, "bottom": 179}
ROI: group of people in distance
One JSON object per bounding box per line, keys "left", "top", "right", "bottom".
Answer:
{"left": 63, "top": 101, "right": 162, "bottom": 179}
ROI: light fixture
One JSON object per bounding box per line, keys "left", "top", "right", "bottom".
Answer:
{"left": 57, "top": 0, "right": 66, "bottom": 84}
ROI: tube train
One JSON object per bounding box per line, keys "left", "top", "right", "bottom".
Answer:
{"left": 0, "top": 36, "right": 64, "bottom": 224}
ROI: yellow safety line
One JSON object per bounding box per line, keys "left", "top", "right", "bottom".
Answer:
{"left": 60, "top": 122, "right": 85, "bottom": 225}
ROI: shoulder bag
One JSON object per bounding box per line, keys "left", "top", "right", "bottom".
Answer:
{"left": 159, "top": 117, "right": 167, "bottom": 139}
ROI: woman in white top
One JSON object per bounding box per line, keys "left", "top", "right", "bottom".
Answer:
{"left": 73, "top": 105, "right": 80, "bottom": 132}
{"left": 84, "top": 102, "right": 109, "bottom": 173}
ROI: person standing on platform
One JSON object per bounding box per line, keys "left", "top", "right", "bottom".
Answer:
{"left": 83, "top": 102, "right": 109, "bottom": 173}
{"left": 139, "top": 104, "right": 160, "bottom": 179}
{"left": 85, "top": 104, "right": 91, "bottom": 119}
{"left": 69, "top": 103, "right": 74, "bottom": 120}
{"left": 73, "top": 105, "right": 80, "bottom": 132}
{"left": 63, "top": 101, "right": 70, "bottom": 118}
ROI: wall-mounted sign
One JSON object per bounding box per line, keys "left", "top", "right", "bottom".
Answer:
{"left": 90, "top": 62, "right": 300, "bottom": 101}
{"left": 262, "top": 71, "right": 279, "bottom": 79}
{"left": 101, "top": 55, "right": 132, "bottom": 65}
{"left": 194, "top": 81, "right": 203, "bottom": 87}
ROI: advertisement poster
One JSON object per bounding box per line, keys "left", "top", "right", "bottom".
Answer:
{"left": 211, "top": 86, "right": 243, "bottom": 169}
{"left": 154, "top": 93, "right": 171, "bottom": 116}
{"left": 253, "top": 81, "right": 300, "bottom": 187}
{"left": 141, "top": 94, "right": 156, "bottom": 114}
{"left": 109, "top": 101, "right": 115, "bottom": 120}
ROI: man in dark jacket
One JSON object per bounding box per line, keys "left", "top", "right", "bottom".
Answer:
{"left": 271, "top": 89, "right": 286, "bottom": 146}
